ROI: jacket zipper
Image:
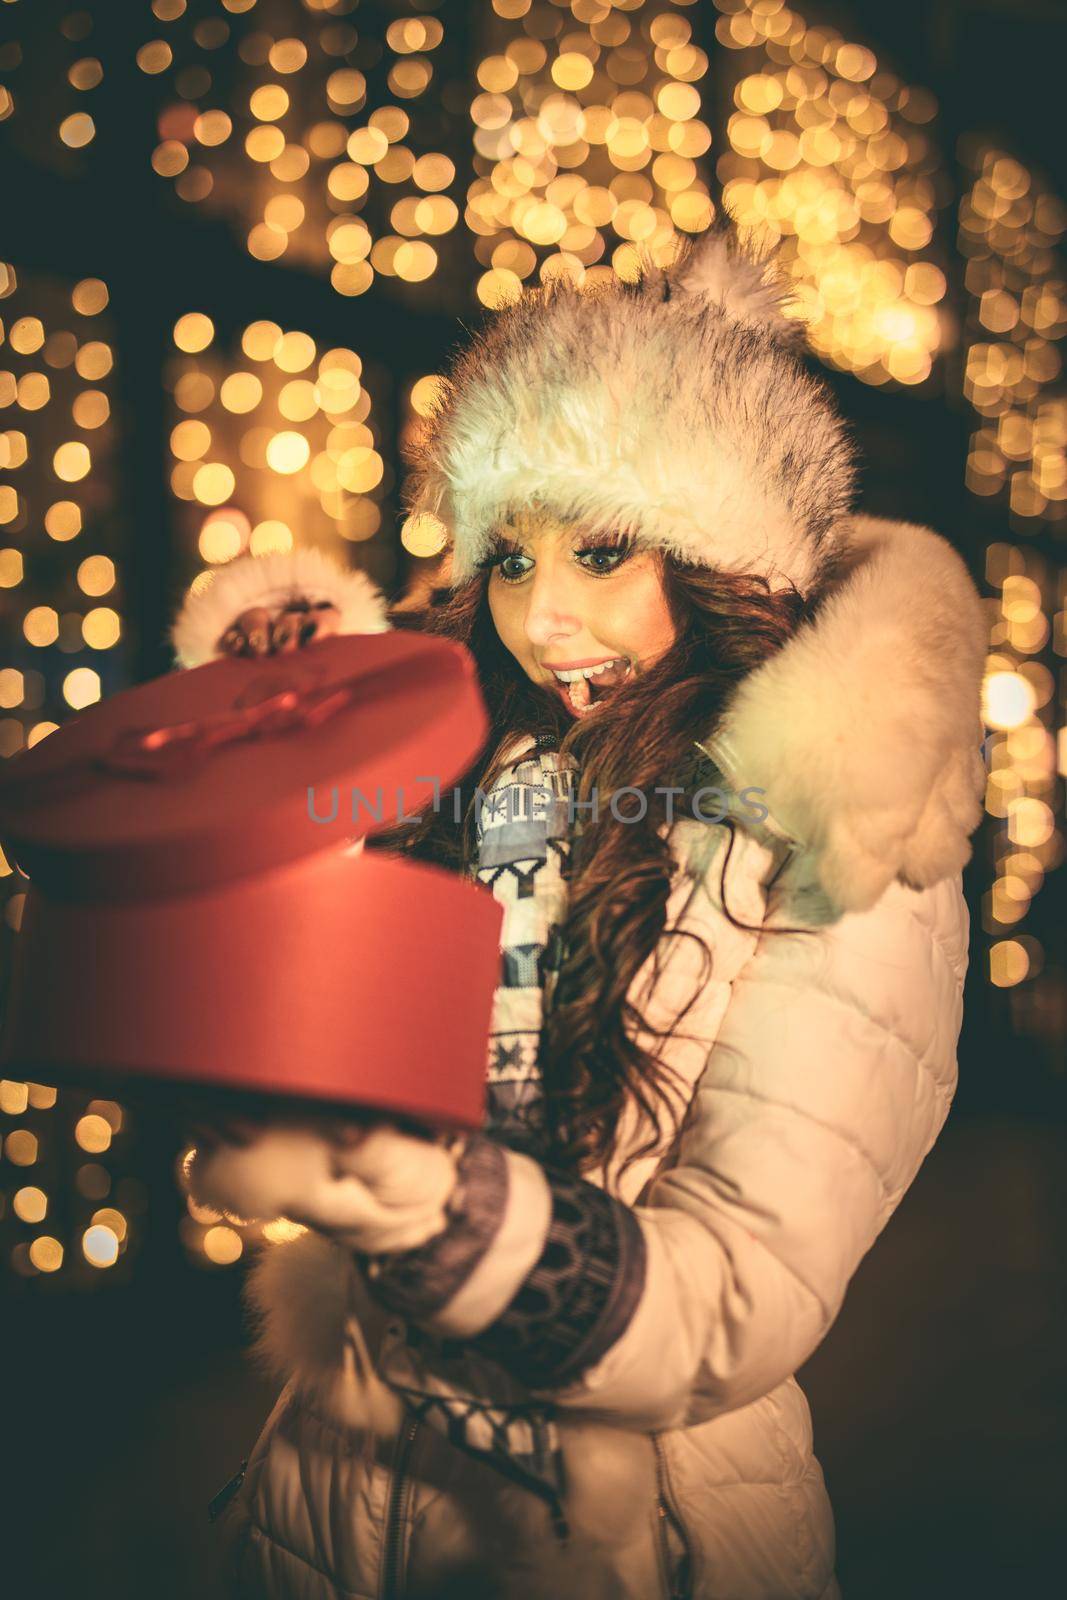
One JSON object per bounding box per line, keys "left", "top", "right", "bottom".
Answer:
{"left": 379, "top": 1416, "right": 419, "bottom": 1600}
{"left": 651, "top": 1433, "right": 694, "bottom": 1600}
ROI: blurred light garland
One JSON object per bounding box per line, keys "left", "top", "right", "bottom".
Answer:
{"left": 0, "top": 269, "right": 123, "bottom": 744}
{"left": 0, "top": 268, "right": 141, "bottom": 1287}
{"left": 713, "top": 0, "right": 948, "bottom": 387}
{"left": 1, "top": 1079, "right": 145, "bottom": 1282}
{"left": 167, "top": 314, "right": 389, "bottom": 584}
{"left": 959, "top": 144, "right": 1067, "bottom": 1012}
{"left": 468, "top": 0, "right": 712, "bottom": 305}
{"left": 0, "top": 5, "right": 109, "bottom": 173}
{"left": 147, "top": 0, "right": 461, "bottom": 294}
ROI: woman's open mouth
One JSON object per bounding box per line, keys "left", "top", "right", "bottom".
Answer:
{"left": 547, "top": 658, "right": 633, "bottom": 716}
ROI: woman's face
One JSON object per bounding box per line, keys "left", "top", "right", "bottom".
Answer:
{"left": 483, "top": 520, "right": 677, "bottom": 718}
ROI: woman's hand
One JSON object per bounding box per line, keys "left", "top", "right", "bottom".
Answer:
{"left": 184, "top": 1117, "right": 462, "bottom": 1254}
{"left": 217, "top": 598, "right": 342, "bottom": 659}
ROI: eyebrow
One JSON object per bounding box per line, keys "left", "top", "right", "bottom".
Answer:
{"left": 578, "top": 527, "right": 636, "bottom": 548}
{"left": 486, "top": 524, "right": 634, "bottom": 555}
{"left": 481, "top": 531, "right": 525, "bottom": 560}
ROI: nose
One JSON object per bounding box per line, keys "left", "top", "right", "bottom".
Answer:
{"left": 522, "top": 562, "right": 581, "bottom": 650}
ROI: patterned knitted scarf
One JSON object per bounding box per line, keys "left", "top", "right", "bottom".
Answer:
{"left": 375, "top": 733, "right": 581, "bottom": 1515}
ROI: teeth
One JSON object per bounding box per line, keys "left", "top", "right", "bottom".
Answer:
{"left": 553, "top": 659, "right": 632, "bottom": 717}
{"left": 551, "top": 659, "right": 623, "bottom": 683}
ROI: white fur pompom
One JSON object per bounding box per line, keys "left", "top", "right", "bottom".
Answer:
{"left": 668, "top": 222, "right": 805, "bottom": 349}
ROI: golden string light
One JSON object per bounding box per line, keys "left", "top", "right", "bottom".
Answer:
{"left": 469, "top": 0, "right": 712, "bottom": 307}
{"left": 2, "top": 7, "right": 110, "bottom": 156}
{"left": 167, "top": 315, "right": 387, "bottom": 590}
{"left": 399, "top": 372, "right": 452, "bottom": 560}
{"left": 0, "top": 266, "right": 131, "bottom": 1281}
{"left": 2, "top": 1086, "right": 141, "bottom": 1280}
{"left": 959, "top": 146, "right": 1067, "bottom": 1003}
{"left": 0, "top": 272, "right": 122, "bottom": 764}
{"left": 715, "top": 0, "right": 946, "bottom": 386}
{"left": 146, "top": 0, "right": 458, "bottom": 293}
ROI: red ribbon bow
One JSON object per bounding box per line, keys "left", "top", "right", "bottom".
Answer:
{"left": 96, "top": 678, "right": 361, "bottom": 781}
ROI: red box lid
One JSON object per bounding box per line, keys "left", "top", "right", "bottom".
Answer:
{"left": 0, "top": 630, "right": 487, "bottom": 904}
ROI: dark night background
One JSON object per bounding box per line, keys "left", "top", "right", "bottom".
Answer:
{"left": 1, "top": 1, "right": 1065, "bottom": 1596}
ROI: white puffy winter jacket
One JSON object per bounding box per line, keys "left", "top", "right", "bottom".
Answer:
{"left": 172, "top": 513, "right": 987, "bottom": 1600}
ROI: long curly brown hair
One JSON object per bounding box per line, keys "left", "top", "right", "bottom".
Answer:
{"left": 369, "top": 553, "right": 811, "bottom": 1181}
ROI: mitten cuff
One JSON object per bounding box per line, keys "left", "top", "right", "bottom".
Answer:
{"left": 362, "top": 1136, "right": 552, "bottom": 1337}
{"left": 170, "top": 547, "right": 390, "bottom": 668}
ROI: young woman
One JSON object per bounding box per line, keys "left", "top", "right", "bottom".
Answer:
{"left": 172, "top": 223, "right": 988, "bottom": 1600}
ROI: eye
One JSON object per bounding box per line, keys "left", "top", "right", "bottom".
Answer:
{"left": 576, "top": 540, "right": 633, "bottom": 575}
{"left": 505, "top": 554, "right": 536, "bottom": 582}
{"left": 476, "top": 549, "right": 532, "bottom": 583}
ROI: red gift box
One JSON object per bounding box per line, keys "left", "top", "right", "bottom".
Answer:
{"left": 0, "top": 631, "right": 502, "bottom": 1129}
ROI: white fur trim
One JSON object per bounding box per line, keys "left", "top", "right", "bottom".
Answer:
{"left": 244, "top": 1229, "right": 404, "bottom": 1433}
{"left": 245, "top": 1229, "right": 355, "bottom": 1381}
{"left": 170, "top": 547, "right": 390, "bottom": 669}
{"left": 703, "top": 514, "right": 988, "bottom": 913}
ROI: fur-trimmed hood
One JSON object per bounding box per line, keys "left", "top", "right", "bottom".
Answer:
{"left": 404, "top": 220, "right": 856, "bottom": 598}
{"left": 703, "top": 512, "right": 987, "bottom": 912}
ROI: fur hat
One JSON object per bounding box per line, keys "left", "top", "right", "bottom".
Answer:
{"left": 405, "top": 219, "right": 857, "bottom": 600}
